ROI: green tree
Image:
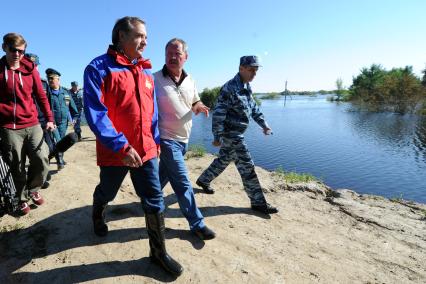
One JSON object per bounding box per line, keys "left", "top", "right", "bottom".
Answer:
{"left": 385, "top": 66, "right": 423, "bottom": 114}
{"left": 253, "top": 93, "right": 261, "bottom": 106}
{"left": 335, "top": 78, "right": 344, "bottom": 101}
{"left": 350, "top": 64, "right": 387, "bottom": 111}
{"left": 422, "top": 65, "right": 426, "bottom": 87}
{"left": 199, "top": 87, "right": 221, "bottom": 108}
{"left": 350, "top": 64, "right": 425, "bottom": 114}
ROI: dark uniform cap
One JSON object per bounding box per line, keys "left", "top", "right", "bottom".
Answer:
{"left": 25, "top": 53, "right": 40, "bottom": 66}
{"left": 45, "top": 68, "right": 61, "bottom": 77}
{"left": 240, "top": 55, "right": 262, "bottom": 67}
{"left": 71, "top": 81, "right": 78, "bottom": 86}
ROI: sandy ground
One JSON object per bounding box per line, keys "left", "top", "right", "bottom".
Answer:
{"left": 1, "top": 126, "right": 426, "bottom": 283}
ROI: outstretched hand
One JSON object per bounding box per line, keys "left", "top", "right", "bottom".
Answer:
{"left": 263, "top": 127, "right": 273, "bottom": 135}
{"left": 192, "top": 101, "right": 210, "bottom": 117}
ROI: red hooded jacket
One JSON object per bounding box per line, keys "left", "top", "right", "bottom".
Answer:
{"left": 0, "top": 56, "right": 53, "bottom": 129}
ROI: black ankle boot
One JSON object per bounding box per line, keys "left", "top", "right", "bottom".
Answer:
{"left": 92, "top": 203, "right": 108, "bottom": 237}
{"left": 145, "top": 212, "right": 183, "bottom": 277}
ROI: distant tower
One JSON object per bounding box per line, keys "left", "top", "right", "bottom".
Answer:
{"left": 283, "top": 80, "right": 292, "bottom": 106}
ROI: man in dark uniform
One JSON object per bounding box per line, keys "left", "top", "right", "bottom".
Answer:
{"left": 25, "top": 53, "right": 55, "bottom": 185}
{"left": 196, "top": 55, "right": 278, "bottom": 214}
{"left": 45, "top": 68, "right": 78, "bottom": 169}
{"left": 70, "top": 81, "right": 83, "bottom": 141}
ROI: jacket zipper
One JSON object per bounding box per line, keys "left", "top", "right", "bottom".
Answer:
{"left": 12, "top": 70, "right": 17, "bottom": 129}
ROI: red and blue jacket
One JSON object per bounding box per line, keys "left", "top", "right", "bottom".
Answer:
{"left": 83, "top": 46, "right": 160, "bottom": 166}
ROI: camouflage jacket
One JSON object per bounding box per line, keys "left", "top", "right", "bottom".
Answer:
{"left": 212, "top": 73, "right": 268, "bottom": 142}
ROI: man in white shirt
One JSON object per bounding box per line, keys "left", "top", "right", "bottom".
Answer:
{"left": 154, "top": 38, "right": 215, "bottom": 240}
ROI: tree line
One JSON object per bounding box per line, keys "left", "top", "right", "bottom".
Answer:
{"left": 199, "top": 86, "right": 261, "bottom": 108}
{"left": 348, "top": 64, "right": 426, "bottom": 114}
{"left": 199, "top": 64, "right": 426, "bottom": 115}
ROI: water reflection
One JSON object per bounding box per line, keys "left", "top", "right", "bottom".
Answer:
{"left": 190, "top": 96, "right": 426, "bottom": 202}
{"left": 347, "top": 110, "right": 426, "bottom": 166}
{"left": 414, "top": 116, "right": 426, "bottom": 165}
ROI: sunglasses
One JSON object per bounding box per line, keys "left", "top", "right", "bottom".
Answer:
{"left": 8, "top": 46, "right": 25, "bottom": 55}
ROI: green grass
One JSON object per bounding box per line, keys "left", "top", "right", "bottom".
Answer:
{"left": 186, "top": 144, "right": 207, "bottom": 159}
{"left": 273, "top": 166, "right": 319, "bottom": 183}
{"left": 390, "top": 193, "right": 404, "bottom": 202}
{"left": 420, "top": 209, "right": 426, "bottom": 220}
{"left": 260, "top": 92, "right": 281, "bottom": 100}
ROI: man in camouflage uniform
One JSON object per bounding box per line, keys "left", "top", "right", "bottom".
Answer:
{"left": 196, "top": 55, "right": 278, "bottom": 214}
{"left": 70, "top": 81, "right": 83, "bottom": 141}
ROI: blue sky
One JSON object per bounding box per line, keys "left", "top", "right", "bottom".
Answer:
{"left": 1, "top": 0, "right": 425, "bottom": 92}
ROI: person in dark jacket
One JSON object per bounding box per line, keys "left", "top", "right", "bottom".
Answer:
{"left": 0, "top": 33, "right": 55, "bottom": 215}
{"left": 70, "top": 81, "right": 83, "bottom": 141}
{"left": 25, "top": 53, "right": 54, "bottom": 186}
{"left": 45, "top": 68, "right": 78, "bottom": 170}
{"left": 84, "top": 16, "right": 183, "bottom": 277}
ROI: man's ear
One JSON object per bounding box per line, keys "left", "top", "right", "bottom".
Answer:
{"left": 1, "top": 43, "right": 6, "bottom": 52}
{"left": 118, "top": 30, "right": 126, "bottom": 42}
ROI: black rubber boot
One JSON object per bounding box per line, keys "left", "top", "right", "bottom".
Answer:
{"left": 195, "top": 179, "right": 215, "bottom": 194}
{"left": 145, "top": 212, "right": 183, "bottom": 277}
{"left": 92, "top": 203, "right": 108, "bottom": 237}
{"left": 251, "top": 203, "right": 279, "bottom": 214}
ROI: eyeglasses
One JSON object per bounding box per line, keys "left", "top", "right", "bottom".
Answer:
{"left": 8, "top": 46, "right": 25, "bottom": 55}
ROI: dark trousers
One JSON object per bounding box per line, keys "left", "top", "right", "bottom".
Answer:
{"left": 93, "top": 158, "right": 165, "bottom": 214}
{"left": 74, "top": 116, "right": 82, "bottom": 136}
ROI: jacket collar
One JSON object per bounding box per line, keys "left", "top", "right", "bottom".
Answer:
{"left": 161, "top": 64, "right": 187, "bottom": 86}
{"left": 233, "top": 73, "right": 251, "bottom": 92}
{"left": 0, "top": 55, "right": 34, "bottom": 75}
{"left": 107, "top": 45, "right": 152, "bottom": 69}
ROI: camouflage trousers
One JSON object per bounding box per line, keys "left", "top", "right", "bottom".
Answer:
{"left": 197, "top": 137, "right": 267, "bottom": 206}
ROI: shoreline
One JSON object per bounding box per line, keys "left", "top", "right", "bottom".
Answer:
{"left": 1, "top": 126, "right": 425, "bottom": 283}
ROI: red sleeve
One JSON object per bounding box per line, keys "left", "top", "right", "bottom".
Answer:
{"left": 32, "top": 69, "right": 54, "bottom": 122}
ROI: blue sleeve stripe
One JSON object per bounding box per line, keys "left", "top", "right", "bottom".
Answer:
{"left": 83, "top": 63, "right": 128, "bottom": 152}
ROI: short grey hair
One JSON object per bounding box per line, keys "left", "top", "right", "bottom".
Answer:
{"left": 165, "top": 38, "right": 188, "bottom": 54}
{"left": 112, "top": 16, "right": 145, "bottom": 46}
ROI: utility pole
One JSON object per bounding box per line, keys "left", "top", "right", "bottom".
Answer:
{"left": 283, "top": 80, "right": 291, "bottom": 106}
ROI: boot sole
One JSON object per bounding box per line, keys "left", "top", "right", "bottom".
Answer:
{"left": 150, "top": 255, "right": 183, "bottom": 277}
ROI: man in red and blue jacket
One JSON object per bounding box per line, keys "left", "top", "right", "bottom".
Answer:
{"left": 83, "top": 16, "right": 183, "bottom": 277}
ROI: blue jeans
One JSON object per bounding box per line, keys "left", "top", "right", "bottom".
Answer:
{"left": 159, "top": 139, "right": 205, "bottom": 230}
{"left": 56, "top": 122, "right": 68, "bottom": 139}
{"left": 94, "top": 158, "right": 164, "bottom": 214}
